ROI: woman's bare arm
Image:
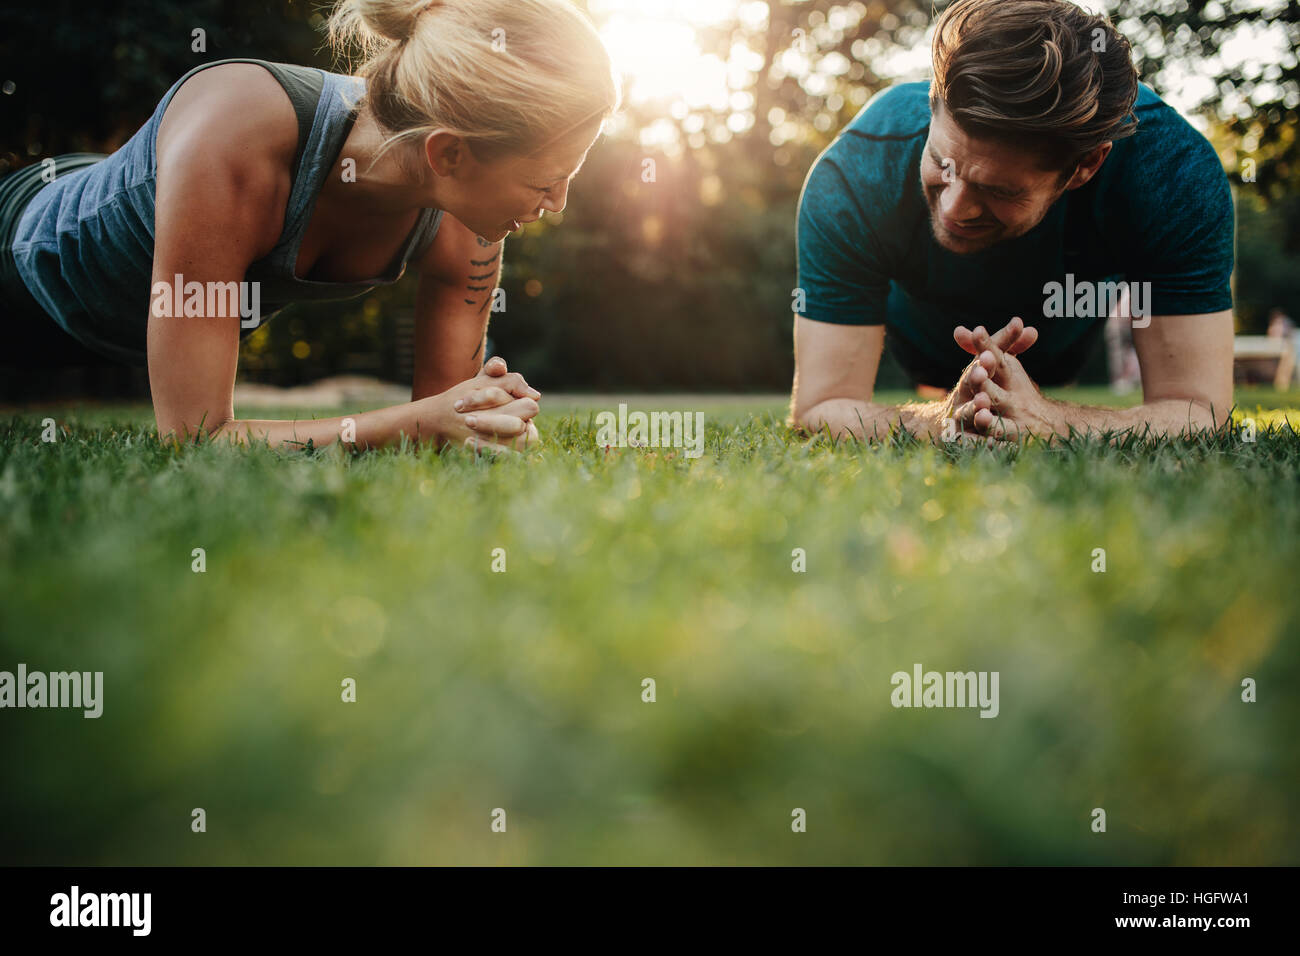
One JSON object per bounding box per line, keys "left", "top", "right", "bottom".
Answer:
{"left": 411, "top": 213, "right": 504, "bottom": 400}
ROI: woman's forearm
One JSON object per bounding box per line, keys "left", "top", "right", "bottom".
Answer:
{"left": 208, "top": 399, "right": 435, "bottom": 451}
{"left": 411, "top": 265, "right": 499, "bottom": 401}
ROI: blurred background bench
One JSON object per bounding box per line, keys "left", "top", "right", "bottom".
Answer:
{"left": 1235, "top": 336, "right": 1296, "bottom": 388}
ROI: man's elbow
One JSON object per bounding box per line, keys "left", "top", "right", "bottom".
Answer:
{"left": 789, "top": 396, "right": 826, "bottom": 433}
{"left": 1203, "top": 400, "right": 1233, "bottom": 430}
{"left": 1193, "top": 389, "right": 1234, "bottom": 430}
{"left": 1155, "top": 394, "right": 1229, "bottom": 431}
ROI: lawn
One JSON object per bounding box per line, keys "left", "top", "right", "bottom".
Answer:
{"left": 1, "top": 385, "right": 1298, "bottom": 865}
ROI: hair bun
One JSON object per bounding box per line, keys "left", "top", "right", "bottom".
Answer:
{"left": 328, "top": 0, "right": 620, "bottom": 165}
{"left": 349, "top": 0, "right": 437, "bottom": 45}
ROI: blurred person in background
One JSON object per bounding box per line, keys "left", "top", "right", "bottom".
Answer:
{"left": 1267, "top": 307, "right": 1298, "bottom": 366}
{"left": 1105, "top": 297, "right": 1142, "bottom": 394}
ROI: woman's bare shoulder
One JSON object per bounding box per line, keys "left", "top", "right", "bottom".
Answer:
{"left": 156, "top": 63, "right": 299, "bottom": 181}
{"left": 153, "top": 64, "right": 301, "bottom": 253}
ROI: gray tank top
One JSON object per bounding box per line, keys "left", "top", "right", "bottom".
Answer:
{"left": 11, "top": 58, "right": 445, "bottom": 365}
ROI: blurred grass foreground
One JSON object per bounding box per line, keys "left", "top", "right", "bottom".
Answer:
{"left": 1, "top": 392, "right": 1298, "bottom": 865}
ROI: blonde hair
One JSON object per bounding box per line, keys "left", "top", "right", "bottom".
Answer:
{"left": 328, "top": 0, "right": 621, "bottom": 164}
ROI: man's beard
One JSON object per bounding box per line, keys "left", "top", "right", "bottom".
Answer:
{"left": 927, "top": 212, "right": 1005, "bottom": 254}
{"left": 924, "top": 190, "right": 1006, "bottom": 254}
{"left": 923, "top": 183, "right": 1066, "bottom": 255}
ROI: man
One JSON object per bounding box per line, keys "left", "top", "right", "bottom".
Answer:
{"left": 791, "top": 0, "right": 1235, "bottom": 442}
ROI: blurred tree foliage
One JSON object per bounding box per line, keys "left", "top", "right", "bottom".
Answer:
{"left": 1105, "top": 0, "right": 1300, "bottom": 329}
{"left": 1, "top": 0, "right": 1296, "bottom": 388}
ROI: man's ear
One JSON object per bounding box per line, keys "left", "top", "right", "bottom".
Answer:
{"left": 424, "top": 131, "right": 468, "bottom": 177}
{"left": 1063, "top": 142, "right": 1112, "bottom": 191}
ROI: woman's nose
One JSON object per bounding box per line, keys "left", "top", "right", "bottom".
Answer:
{"left": 542, "top": 181, "right": 570, "bottom": 215}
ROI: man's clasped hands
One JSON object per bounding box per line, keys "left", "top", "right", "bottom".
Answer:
{"left": 943, "top": 316, "right": 1067, "bottom": 444}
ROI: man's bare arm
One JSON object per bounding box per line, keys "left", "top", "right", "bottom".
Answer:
{"left": 1129, "top": 309, "right": 1233, "bottom": 428}
{"left": 798, "top": 397, "right": 949, "bottom": 441}
{"left": 1039, "top": 395, "right": 1221, "bottom": 437}
{"left": 791, "top": 319, "right": 949, "bottom": 440}
{"left": 1053, "top": 310, "right": 1233, "bottom": 436}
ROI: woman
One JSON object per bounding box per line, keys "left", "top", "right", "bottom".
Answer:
{"left": 0, "top": 0, "right": 620, "bottom": 451}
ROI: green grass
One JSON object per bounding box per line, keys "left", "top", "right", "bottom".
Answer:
{"left": 1, "top": 386, "right": 1298, "bottom": 865}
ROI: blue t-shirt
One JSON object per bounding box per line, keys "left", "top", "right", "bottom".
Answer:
{"left": 795, "top": 81, "right": 1235, "bottom": 386}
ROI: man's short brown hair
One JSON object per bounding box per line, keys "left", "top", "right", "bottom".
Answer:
{"left": 931, "top": 0, "right": 1140, "bottom": 172}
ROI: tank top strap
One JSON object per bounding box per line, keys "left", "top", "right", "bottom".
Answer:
{"left": 254, "top": 62, "right": 326, "bottom": 181}
{"left": 408, "top": 208, "right": 447, "bottom": 264}
{"left": 261, "top": 70, "right": 364, "bottom": 276}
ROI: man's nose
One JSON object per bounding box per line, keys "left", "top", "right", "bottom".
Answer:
{"left": 939, "top": 178, "right": 982, "bottom": 223}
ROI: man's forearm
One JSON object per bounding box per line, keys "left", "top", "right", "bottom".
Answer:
{"left": 795, "top": 397, "right": 945, "bottom": 442}
{"left": 1046, "top": 396, "right": 1223, "bottom": 438}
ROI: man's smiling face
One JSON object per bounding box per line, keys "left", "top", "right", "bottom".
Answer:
{"left": 920, "top": 100, "right": 1081, "bottom": 255}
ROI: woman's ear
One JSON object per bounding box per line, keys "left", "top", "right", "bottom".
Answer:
{"left": 424, "top": 131, "right": 469, "bottom": 177}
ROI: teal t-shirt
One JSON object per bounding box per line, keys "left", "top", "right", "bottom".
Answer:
{"left": 795, "top": 81, "right": 1235, "bottom": 386}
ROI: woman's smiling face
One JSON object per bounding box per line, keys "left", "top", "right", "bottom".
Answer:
{"left": 430, "top": 118, "right": 605, "bottom": 243}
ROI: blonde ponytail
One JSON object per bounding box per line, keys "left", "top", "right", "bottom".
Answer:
{"left": 327, "top": 0, "right": 621, "bottom": 162}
